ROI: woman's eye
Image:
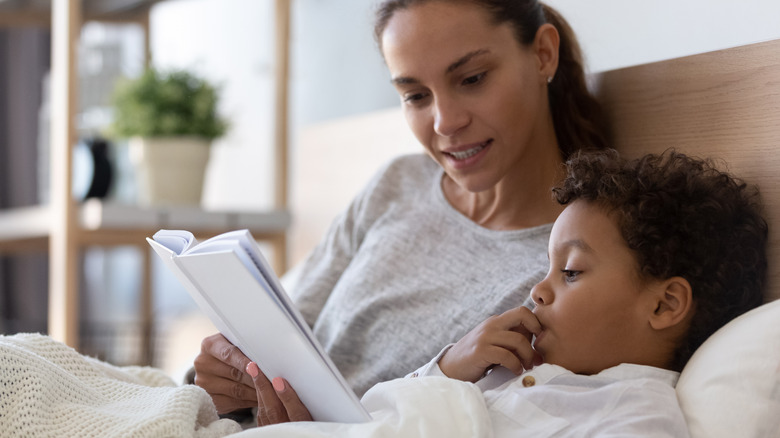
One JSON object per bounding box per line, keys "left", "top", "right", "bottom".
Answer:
{"left": 403, "top": 92, "right": 429, "bottom": 104}
{"left": 462, "top": 72, "right": 486, "bottom": 86}
{"left": 561, "top": 269, "right": 581, "bottom": 282}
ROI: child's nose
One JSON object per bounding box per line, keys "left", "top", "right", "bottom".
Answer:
{"left": 531, "top": 280, "right": 553, "bottom": 306}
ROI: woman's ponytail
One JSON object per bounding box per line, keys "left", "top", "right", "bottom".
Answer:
{"left": 542, "top": 4, "right": 608, "bottom": 158}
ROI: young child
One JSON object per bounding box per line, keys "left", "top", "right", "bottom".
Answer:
{"left": 411, "top": 149, "right": 768, "bottom": 436}
{"left": 246, "top": 149, "right": 767, "bottom": 436}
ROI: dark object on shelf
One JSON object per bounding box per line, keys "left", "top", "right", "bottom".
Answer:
{"left": 85, "top": 137, "right": 113, "bottom": 199}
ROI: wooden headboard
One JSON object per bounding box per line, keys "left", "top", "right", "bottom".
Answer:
{"left": 592, "top": 39, "right": 780, "bottom": 302}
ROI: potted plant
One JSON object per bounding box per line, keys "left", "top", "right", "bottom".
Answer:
{"left": 109, "top": 68, "right": 228, "bottom": 206}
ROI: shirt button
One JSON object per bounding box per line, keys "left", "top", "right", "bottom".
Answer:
{"left": 522, "top": 376, "right": 536, "bottom": 387}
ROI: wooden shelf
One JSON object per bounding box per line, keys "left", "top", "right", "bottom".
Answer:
{"left": 0, "top": 200, "right": 291, "bottom": 247}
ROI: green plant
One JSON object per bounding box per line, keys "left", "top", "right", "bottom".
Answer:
{"left": 109, "top": 68, "right": 228, "bottom": 140}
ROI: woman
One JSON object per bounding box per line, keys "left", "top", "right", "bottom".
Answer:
{"left": 193, "top": 0, "right": 607, "bottom": 423}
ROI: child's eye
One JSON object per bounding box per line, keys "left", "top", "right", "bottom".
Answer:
{"left": 561, "top": 269, "right": 581, "bottom": 282}
{"left": 462, "top": 72, "right": 486, "bottom": 86}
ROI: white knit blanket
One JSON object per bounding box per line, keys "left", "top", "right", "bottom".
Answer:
{"left": 0, "top": 333, "right": 242, "bottom": 438}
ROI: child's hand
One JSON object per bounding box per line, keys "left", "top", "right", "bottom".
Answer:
{"left": 439, "top": 306, "right": 543, "bottom": 382}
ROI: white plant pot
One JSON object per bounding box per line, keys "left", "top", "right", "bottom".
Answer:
{"left": 129, "top": 136, "right": 211, "bottom": 206}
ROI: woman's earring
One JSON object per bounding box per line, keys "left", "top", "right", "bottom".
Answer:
{"left": 547, "top": 76, "right": 553, "bottom": 84}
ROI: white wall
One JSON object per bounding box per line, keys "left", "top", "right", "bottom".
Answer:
{"left": 546, "top": 0, "right": 780, "bottom": 73}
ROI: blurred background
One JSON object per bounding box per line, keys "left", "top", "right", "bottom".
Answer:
{"left": 1, "top": 0, "right": 779, "bottom": 380}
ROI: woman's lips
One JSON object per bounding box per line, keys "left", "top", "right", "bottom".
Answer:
{"left": 442, "top": 139, "right": 492, "bottom": 169}
{"left": 445, "top": 140, "right": 490, "bottom": 160}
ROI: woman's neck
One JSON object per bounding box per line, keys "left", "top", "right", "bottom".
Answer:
{"left": 442, "top": 147, "right": 566, "bottom": 231}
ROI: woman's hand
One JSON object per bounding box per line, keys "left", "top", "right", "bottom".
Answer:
{"left": 246, "top": 362, "right": 313, "bottom": 426}
{"left": 193, "top": 333, "right": 258, "bottom": 414}
{"left": 438, "top": 306, "right": 543, "bottom": 382}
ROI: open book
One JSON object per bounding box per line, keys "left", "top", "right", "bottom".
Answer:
{"left": 147, "top": 229, "right": 370, "bottom": 423}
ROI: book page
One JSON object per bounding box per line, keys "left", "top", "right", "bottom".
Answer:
{"left": 152, "top": 229, "right": 197, "bottom": 254}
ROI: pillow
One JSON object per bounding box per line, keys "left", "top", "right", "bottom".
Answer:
{"left": 676, "top": 299, "right": 780, "bottom": 438}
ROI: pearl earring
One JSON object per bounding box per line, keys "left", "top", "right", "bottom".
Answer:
{"left": 547, "top": 76, "right": 553, "bottom": 84}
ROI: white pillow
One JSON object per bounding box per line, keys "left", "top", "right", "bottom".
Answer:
{"left": 676, "top": 299, "right": 780, "bottom": 438}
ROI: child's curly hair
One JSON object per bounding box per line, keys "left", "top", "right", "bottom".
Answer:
{"left": 553, "top": 149, "right": 768, "bottom": 371}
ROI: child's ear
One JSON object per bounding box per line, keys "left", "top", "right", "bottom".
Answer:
{"left": 649, "top": 277, "right": 693, "bottom": 331}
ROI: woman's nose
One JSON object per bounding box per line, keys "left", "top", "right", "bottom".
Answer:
{"left": 433, "top": 96, "right": 470, "bottom": 137}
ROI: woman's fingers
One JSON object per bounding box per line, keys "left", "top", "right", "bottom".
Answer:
{"left": 247, "top": 361, "right": 288, "bottom": 425}
{"left": 247, "top": 362, "right": 313, "bottom": 426}
{"left": 197, "top": 334, "right": 315, "bottom": 425}
{"left": 201, "top": 334, "right": 254, "bottom": 387}
{"left": 194, "top": 353, "right": 254, "bottom": 390}
{"left": 193, "top": 334, "right": 257, "bottom": 414}
{"left": 272, "top": 378, "right": 313, "bottom": 422}
{"left": 193, "top": 363, "right": 257, "bottom": 400}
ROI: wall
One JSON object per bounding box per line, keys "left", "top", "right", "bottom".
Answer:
{"left": 545, "top": 0, "right": 780, "bottom": 73}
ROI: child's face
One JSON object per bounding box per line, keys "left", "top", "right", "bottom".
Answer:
{"left": 531, "top": 200, "right": 660, "bottom": 374}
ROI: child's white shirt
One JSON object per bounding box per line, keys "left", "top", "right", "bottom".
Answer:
{"left": 406, "top": 345, "right": 691, "bottom": 437}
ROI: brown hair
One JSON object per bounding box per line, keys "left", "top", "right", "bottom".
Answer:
{"left": 374, "top": 0, "right": 608, "bottom": 159}
{"left": 554, "top": 149, "right": 768, "bottom": 371}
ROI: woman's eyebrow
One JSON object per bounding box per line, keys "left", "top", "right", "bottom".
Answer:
{"left": 391, "top": 75, "right": 418, "bottom": 85}
{"left": 391, "top": 49, "right": 492, "bottom": 85}
{"left": 446, "top": 49, "right": 490, "bottom": 74}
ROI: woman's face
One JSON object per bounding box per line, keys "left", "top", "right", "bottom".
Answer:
{"left": 381, "top": 1, "right": 555, "bottom": 193}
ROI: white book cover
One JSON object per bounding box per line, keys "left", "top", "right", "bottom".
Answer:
{"left": 148, "top": 229, "right": 370, "bottom": 423}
